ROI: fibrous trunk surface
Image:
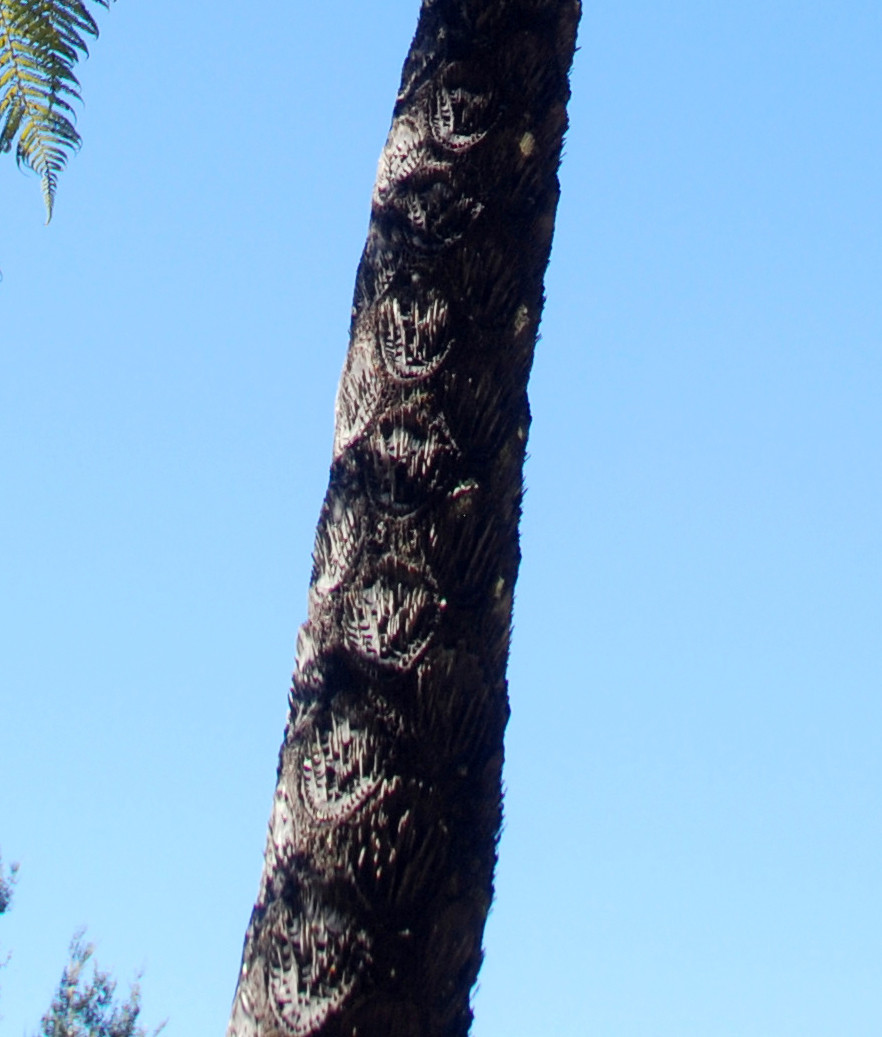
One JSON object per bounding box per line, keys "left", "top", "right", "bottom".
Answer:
{"left": 228, "top": 1, "right": 580, "bottom": 1034}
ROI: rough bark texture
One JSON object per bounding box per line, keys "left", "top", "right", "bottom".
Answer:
{"left": 228, "top": 1, "right": 580, "bottom": 1034}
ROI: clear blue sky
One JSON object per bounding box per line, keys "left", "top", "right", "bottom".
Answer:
{"left": 2, "top": 2, "right": 881, "bottom": 1034}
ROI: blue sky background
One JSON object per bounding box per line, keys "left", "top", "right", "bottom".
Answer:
{"left": 2, "top": 2, "right": 881, "bottom": 1034}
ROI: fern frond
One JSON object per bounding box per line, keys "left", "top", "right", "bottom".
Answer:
{"left": 0, "top": 0, "right": 111, "bottom": 221}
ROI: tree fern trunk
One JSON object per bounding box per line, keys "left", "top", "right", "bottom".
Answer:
{"left": 228, "top": 2, "right": 580, "bottom": 1034}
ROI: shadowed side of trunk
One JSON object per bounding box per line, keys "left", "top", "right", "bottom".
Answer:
{"left": 228, "top": 2, "right": 580, "bottom": 1034}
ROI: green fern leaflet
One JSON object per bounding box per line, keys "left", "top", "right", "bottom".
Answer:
{"left": 0, "top": 0, "right": 112, "bottom": 221}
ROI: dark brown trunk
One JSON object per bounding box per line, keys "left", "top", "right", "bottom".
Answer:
{"left": 228, "top": 2, "right": 580, "bottom": 1033}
